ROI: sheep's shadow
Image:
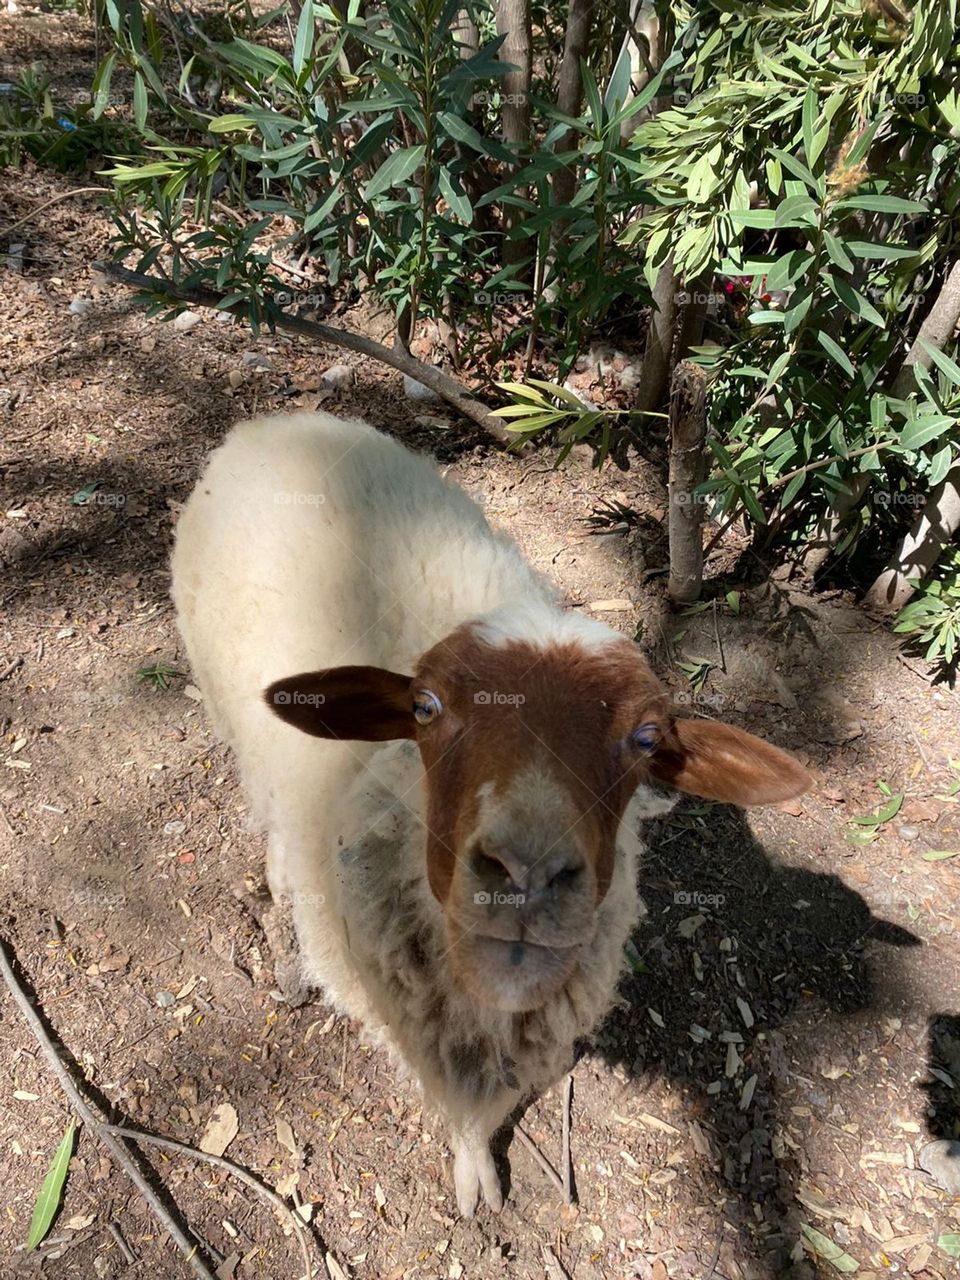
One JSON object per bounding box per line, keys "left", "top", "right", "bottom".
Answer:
{"left": 576, "top": 800, "right": 922, "bottom": 1275}
{"left": 921, "top": 1013, "right": 960, "bottom": 1139}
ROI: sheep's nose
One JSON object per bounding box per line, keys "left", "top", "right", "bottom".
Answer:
{"left": 472, "top": 843, "right": 585, "bottom": 899}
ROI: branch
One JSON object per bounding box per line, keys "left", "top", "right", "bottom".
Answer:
{"left": 103, "top": 1126, "right": 314, "bottom": 1280}
{"left": 0, "top": 188, "right": 112, "bottom": 241}
{"left": 0, "top": 933, "right": 217, "bottom": 1280}
{"left": 93, "top": 261, "right": 512, "bottom": 445}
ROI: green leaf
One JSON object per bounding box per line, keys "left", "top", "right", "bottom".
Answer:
{"left": 847, "top": 241, "right": 916, "bottom": 261}
{"left": 363, "top": 144, "right": 425, "bottom": 199}
{"left": 27, "top": 1121, "right": 76, "bottom": 1250}
{"left": 72, "top": 482, "right": 99, "bottom": 506}
{"left": 774, "top": 193, "right": 817, "bottom": 228}
{"left": 91, "top": 50, "right": 116, "bottom": 121}
{"left": 899, "top": 414, "right": 954, "bottom": 452}
{"left": 834, "top": 194, "right": 927, "bottom": 215}
{"left": 292, "top": 0, "right": 314, "bottom": 78}
{"left": 207, "top": 114, "right": 258, "bottom": 133}
{"left": 923, "top": 850, "right": 959, "bottom": 861}
{"left": 133, "top": 70, "right": 148, "bottom": 131}
{"left": 938, "top": 1234, "right": 960, "bottom": 1259}
{"left": 800, "top": 1223, "right": 859, "bottom": 1273}
{"left": 920, "top": 340, "right": 960, "bottom": 388}
{"left": 817, "top": 331, "right": 855, "bottom": 378}
{"left": 725, "top": 591, "right": 741, "bottom": 614}
{"left": 823, "top": 231, "right": 855, "bottom": 273}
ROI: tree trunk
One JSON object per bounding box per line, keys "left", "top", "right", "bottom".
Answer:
{"left": 864, "top": 259, "right": 960, "bottom": 609}
{"left": 863, "top": 467, "right": 960, "bottom": 612}
{"left": 668, "top": 361, "right": 708, "bottom": 603}
{"left": 635, "top": 257, "right": 680, "bottom": 421}
{"left": 495, "top": 0, "right": 532, "bottom": 271}
{"left": 550, "top": 0, "right": 592, "bottom": 213}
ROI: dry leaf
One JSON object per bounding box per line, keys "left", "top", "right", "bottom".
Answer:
{"left": 199, "top": 1103, "right": 239, "bottom": 1157}
{"left": 276, "top": 1117, "right": 298, "bottom": 1158}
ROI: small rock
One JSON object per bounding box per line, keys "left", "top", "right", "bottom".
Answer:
{"left": 140, "top": 335, "right": 156, "bottom": 353}
{"left": 156, "top": 990, "right": 176, "bottom": 1007}
{"left": 919, "top": 1139, "right": 960, "bottom": 1194}
{"left": 173, "top": 310, "right": 202, "bottom": 333}
{"left": 227, "top": 369, "right": 244, "bottom": 389}
{"left": 164, "top": 820, "right": 187, "bottom": 836}
{"left": 321, "top": 363, "right": 355, "bottom": 390}
{"left": 215, "top": 310, "right": 235, "bottom": 325}
{"left": 241, "top": 351, "right": 272, "bottom": 370}
{"left": 184, "top": 684, "right": 203, "bottom": 703}
{"left": 69, "top": 296, "right": 93, "bottom": 316}
{"left": 4, "top": 242, "right": 25, "bottom": 273}
{"left": 898, "top": 824, "right": 920, "bottom": 841}
{"left": 403, "top": 374, "right": 440, "bottom": 401}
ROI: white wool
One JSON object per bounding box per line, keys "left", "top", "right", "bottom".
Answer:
{"left": 172, "top": 412, "right": 654, "bottom": 1200}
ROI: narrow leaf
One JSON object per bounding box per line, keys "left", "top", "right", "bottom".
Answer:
{"left": 27, "top": 1121, "right": 76, "bottom": 1250}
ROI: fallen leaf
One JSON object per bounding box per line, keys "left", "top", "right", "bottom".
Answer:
{"left": 199, "top": 1103, "right": 239, "bottom": 1157}
{"left": 276, "top": 1117, "right": 297, "bottom": 1158}
{"left": 801, "top": 1222, "right": 859, "bottom": 1272}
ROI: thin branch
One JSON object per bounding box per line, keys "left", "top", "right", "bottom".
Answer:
{"left": 0, "top": 933, "right": 217, "bottom": 1280}
{"left": 514, "top": 1124, "right": 565, "bottom": 1197}
{"left": 0, "top": 188, "right": 112, "bottom": 240}
{"left": 103, "top": 1126, "right": 314, "bottom": 1280}
{"left": 703, "top": 439, "right": 897, "bottom": 559}
{"left": 94, "top": 261, "right": 511, "bottom": 445}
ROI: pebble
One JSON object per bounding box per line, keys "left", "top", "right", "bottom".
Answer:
{"left": 69, "top": 296, "right": 93, "bottom": 316}
{"left": 241, "top": 351, "right": 272, "bottom": 370}
{"left": 173, "top": 310, "right": 202, "bottom": 332}
{"left": 163, "top": 820, "right": 187, "bottom": 836}
{"left": 156, "top": 991, "right": 175, "bottom": 1007}
{"left": 227, "top": 369, "right": 244, "bottom": 388}
{"left": 899, "top": 824, "right": 920, "bottom": 841}
{"left": 403, "top": 374, "right": 440, "bottom": 401}
{"left": 321, "top": 363, "right": 355, "bottom": 390}
{"left": 919, "top": 1139, "right": 960, "bottom": 1194}
{"left": 4, "top": 242, "right": 25, "bottom": 273}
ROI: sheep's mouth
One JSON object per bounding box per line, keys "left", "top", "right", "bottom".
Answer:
{"left": 452, "top": 933, "right": 584, "bottom": 1012}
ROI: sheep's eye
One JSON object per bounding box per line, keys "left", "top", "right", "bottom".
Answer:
{"left": 629, "top": 723, "right": 660, "bottom": 753}
{"left": 413, "top": 690, "right": 443, "bottom": 726}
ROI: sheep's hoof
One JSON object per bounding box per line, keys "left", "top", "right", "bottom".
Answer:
{"left": 454, "top": 1141, "right": 503, "bottom": 1217}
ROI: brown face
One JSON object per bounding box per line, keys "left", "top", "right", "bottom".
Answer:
{"left": 265, "top": 626, "right": 811, "bottom": 1015}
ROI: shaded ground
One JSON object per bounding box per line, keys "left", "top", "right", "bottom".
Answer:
{"left": 2, "top": 9, "right": 960, "bottom": 1280}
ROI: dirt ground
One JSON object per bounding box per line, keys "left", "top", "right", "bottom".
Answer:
{"left": 2, "top": 9, "right": 960, "bottom": 1280}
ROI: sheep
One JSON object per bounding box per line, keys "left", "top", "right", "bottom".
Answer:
{"left": 170, "top": 410, "right": 810, "bottom": 1217}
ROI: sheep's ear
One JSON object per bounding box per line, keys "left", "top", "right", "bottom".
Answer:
{"left": 264, "top": 667, "right": 415, "bottom": 741}
{"left": 648, "top": 719, "right": 811, "bottom": 806}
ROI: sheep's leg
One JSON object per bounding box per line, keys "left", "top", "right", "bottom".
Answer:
{"left": 452, "top": 1124, "right": 503, "bottom": 1217}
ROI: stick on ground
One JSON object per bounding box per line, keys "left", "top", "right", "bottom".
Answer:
{"left": 0, "top": 933, "right": 216, "bottom": 1280}
{"left": 93, "top": 260, "right": 512, "bottom": 446}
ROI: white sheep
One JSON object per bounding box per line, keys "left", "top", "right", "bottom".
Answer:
{"left": 171, "top": 411, "right": 809, "bottom": 1216}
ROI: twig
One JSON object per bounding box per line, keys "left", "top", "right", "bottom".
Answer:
{"left": 561, "top": 1072, "right": 573, "bottom": 1204}
{"left": 701, "top": 1216, "right": 725, "bottom": 1280}
{"left": 94, "top": 260, "right": 512, "bottom": 445}
{"left": 0, "top": 933, "right": 218, "bottom": 1280}
{"left": 103, "top": 1126, "right": 314, "bottom": 1280}
{"left": 108, "top": 1221, "right": 137, "bottom": 1265}
{"left": 514, "top": 1124, "right": 564, "bottom": 1198}
{"left": 0, "top": 655, "right": 23, "bottom": 681}
{"left": 712, "top": 600, "right": 725, "bottom": 673}
{"left": 0, "top": 188, "right": 112, "bottom": 240}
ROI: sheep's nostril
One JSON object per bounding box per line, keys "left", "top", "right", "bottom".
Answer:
{"left": 472, "top": 846, "right": 525, "bottom": 893}
{"left": 547, "top": 862, "right": 583, "bottom": 894}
